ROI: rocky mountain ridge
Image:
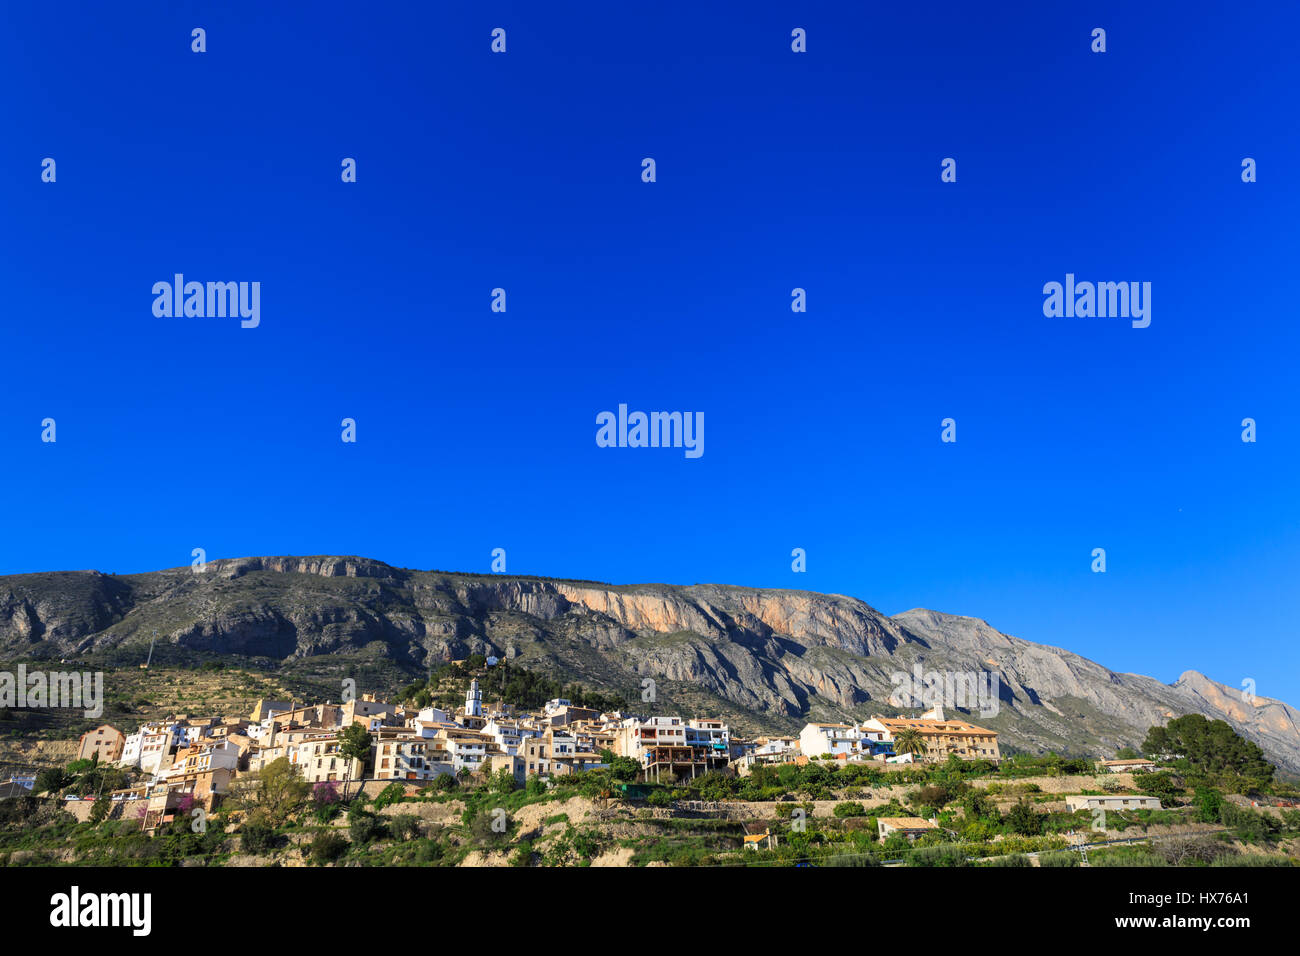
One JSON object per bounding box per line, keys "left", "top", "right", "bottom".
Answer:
{"left": 2, "top": 555, "right": 1297, "bottom": 774}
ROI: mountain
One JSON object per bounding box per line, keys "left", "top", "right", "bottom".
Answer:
{"left": 2, "top": 555, "right": 1298, "bottom": 774}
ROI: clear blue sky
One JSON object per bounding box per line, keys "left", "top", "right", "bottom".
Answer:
{"left": 3, "top": 3, "right": 1298, "bottom": 706}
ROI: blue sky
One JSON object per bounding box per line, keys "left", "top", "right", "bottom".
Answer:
{"left": 3, "top": 3, "right": 1298, "bottom": 706}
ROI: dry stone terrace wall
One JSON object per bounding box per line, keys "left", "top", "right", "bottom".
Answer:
{"left": 970, "top": 772, "right": 1133, "bottom": 794}
{"left": 57, "top": 796, "right": 148, "bottom": 823}
{"left": 46, "top": 771, "right": 1139, "bottom": 826}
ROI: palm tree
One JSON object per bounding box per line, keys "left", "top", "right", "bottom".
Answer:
{"left": 893, "top": 728, "right": 928, "bottom": 759}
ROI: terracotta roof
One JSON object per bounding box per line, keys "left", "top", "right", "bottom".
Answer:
{"left": 872, "top": 717, "right": 997, "bottom": 736}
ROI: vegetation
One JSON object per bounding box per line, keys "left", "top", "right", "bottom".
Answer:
{"left": 309, "top": 831, "right": 349, "bottom": 863}
{"left": 401, "top": 658, "right": 628, "bottom": 716}
{"left": 892, "top": 728, "right": 927, "bottom": 759}
{"left": 227, "top": 758, "right": 310, "bottom": 827}
{"left": 1142, "top": 714, "right": 1275, "bottom": 788}
{"left": 2, "top": 685, "right": 1298, "bottom": 868}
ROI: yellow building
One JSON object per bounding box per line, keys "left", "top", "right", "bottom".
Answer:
{"left": 864, "top": 714, "right": 1000, "bottom": 763}
{"left": 76, "top": 724, "right": 125, "bottom": 764}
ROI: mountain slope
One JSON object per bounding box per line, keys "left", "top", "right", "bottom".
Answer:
{"left": 1, "top": 555, "right": 1297, "bottom": 774}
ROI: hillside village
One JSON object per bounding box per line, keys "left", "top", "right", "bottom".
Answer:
{"left": 8, "top": 561, "right": 1299, "bottom": 778}
{"left": 41, "top": 671, "right": 1013, "bottom": 838}
{"left": 3, "top": 660, "right": 1298, "bottom": 867}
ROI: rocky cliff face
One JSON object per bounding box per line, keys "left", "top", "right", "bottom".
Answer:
{"left": 2, "top": 555, "right": 1297, "bottom": 774}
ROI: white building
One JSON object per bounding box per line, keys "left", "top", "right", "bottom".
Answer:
{"left": 753, "top": 736, "right": 798, "bottom": 758}
{"left": 162, "top": 739, "right": 240, "bottom": 780}
{"left": 686, "top": 719, "right": 731, "bottom": 759}
{"left": 798, "top": 723, "right": 865, "bottom": 758}
{"left": 549, "top": 729, "right": 577, "bottom": 758}
{"left": 415, "top": 705, "right": 453, "bottom": 725}
{"left": 373, "top": 737, "right": 451, "bottom": 782}
{"left": 617, "top": 716, "right": 688, "bottom": 763}
{"left": 482, "top": 718, "right": 534, "bottom": 756}
{"left": 137, "top": 726, "right": 182, "bottom": 774}
{"left": 1065, "top": 795, "right": 1163, "bottom": 812}
{"left": 245, "top": 720, "right": 277, "bottom": 745}
{"left": 464, "top": 679, "right": 483, "bottom": 719}
{"left": 118, "top": 731, "right": 145, "bottom": 768}
{"left": 437, "top": 731, "right": 489, "bottom": 773}
{"left": 178, "top": 725, "right": 205, "bottom": 747}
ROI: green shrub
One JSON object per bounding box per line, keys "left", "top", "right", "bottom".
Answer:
{"left": 372, "top": 783, "right": 407, "bottom": 811}
{"left": 1194, "top": 788, "right": 1224, "bottom": 823}
{"left": 962, "top": 820, "right": 997, "bottom": 842}
{"left": 911, "top": 785, "right": 952, "bottom": 811}
{"left": 240, "top": 820, "right": 277, "bottom": 853}
{"left": 388, "top": 813, "right": 421, "bottom": 841}
{"left": 511, "top": 841, "right": 534, "bottom": 867}
{"left": 1005, "top": 798, "right": 1044, "bottom": 836}
{"left": 412, "top": 838, "right": 445, "bottom": 864}
{"left": 89, "top": 797, "right": 111, "bottom": 826}
{"left": 1218, "top": 803, "right": 1280, "bottom": 843}
{"left": 310, "top": 831, "right": 349, "bottom": 864}
{"left": 348, "top": 808, "right": 385, "bottom": 844}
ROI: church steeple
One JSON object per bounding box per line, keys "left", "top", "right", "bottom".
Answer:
{"left": 465, "top": 678, "right": 483, "bottom": 718}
